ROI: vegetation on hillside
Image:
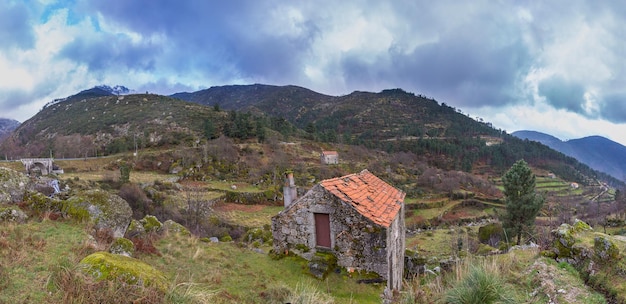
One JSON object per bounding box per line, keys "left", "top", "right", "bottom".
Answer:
{"left": 1, "top": 85, "right": 625, "bottom": 302}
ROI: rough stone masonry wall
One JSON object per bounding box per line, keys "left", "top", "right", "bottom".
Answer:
{"left": 386, "top": 203, "right": 405, "bottom": 291}
{"left": 271, "top": 185, "right": 390, "bottom": 278}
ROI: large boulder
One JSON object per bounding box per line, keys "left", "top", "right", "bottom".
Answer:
{"left": 64, "top": 190, "right": 132, "bottom": 238}
{"left": 0, "top": 167, "right": 31, "bottom": 204}
{"left": 79, "top": 251, "right": 168, "bottom": 291}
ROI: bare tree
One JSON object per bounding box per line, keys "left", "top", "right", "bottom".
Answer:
{"left": 183, "top": 186, "right": 216, "bottom": 234}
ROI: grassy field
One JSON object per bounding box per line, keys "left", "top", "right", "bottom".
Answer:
{"left": 0, "top": 220, "right": 89, "bottom": 303}
{"left": 145, "top": 234, "right": 383, "bottom": 303}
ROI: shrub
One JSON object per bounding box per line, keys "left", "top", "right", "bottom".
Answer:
{"left": 285, "top": 283, "right": 334, "bottom": 304}
{"left": 119, "top": 184, "right": 152, "bottom": 219}
{"left": 445, "top": 265, "right": 516, "bottom": 304}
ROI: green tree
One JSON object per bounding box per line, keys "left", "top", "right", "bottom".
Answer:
{"left": 119, "top": 162, "right": 131, "bottom": 184}
{"left": 203, "top": 119, "right": 217, "bottom": 140}
{"left": 501, "top": 159, "right": 544, "bottom": 245}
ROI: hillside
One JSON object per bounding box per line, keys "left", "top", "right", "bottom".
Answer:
{"left": 2, "top": 84, "right": 622, "bottom": 188}
{"left": 2, "top": 94, "right": 226, "bottom": 158}
{"left": 0, "top": 84, "right": 624, "bottom": 302}
{"left": 0, "top": 118, "right": 20, "bottom": 140}
{"left": 174, "top": 84, "right": 622, "bottom": 186}
{"left": 514, "top": 130, "right": 626, "bottom": 182}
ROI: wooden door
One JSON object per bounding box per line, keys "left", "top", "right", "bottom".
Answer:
{"left": 314, "top": 213, "right": 331, "bottom": 248}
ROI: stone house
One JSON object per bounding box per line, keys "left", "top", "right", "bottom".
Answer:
{"left": 320, "top": 150, "right": 339, "bottom": 165}
{"left": 271, "top": 169, "right": 406, "bottom": 291}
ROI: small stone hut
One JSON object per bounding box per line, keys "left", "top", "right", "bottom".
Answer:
{"left": 320, "top": 150, "right": 339, "bottom": 165}
{"left": 271, "top": 169, "right": 406, "bottom": 291}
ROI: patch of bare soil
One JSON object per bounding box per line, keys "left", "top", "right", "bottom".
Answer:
{"left": 526, "top": 259, "right": 588, "bottom": 304}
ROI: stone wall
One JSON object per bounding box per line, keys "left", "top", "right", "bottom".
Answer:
{"left": 271, "top": 184, "right": 395, "bottom": 280}
{"left": 386, "top": 203, "right": 405, "bottom": 290}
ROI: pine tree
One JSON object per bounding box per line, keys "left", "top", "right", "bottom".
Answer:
{"left": 501, "top": 159, "right": 544, "bottom": 245}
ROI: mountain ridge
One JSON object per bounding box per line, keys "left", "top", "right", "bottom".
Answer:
{"left": 513, "top": 130, "right": 626, "bottom": 181}
{"left": 2, "top": 84, "right": 623, "bottom": 187}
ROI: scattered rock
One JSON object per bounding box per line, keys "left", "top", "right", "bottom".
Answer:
{"left": 125, "top": 219, "right": 146, "bottom": 239}
{"left": 593, "top": 236, "right": 619, "bottom": 263}
{"left": 163, "top": 219, "right": 190, "bottom": 236}
{"left": 0, "top": 206, "right": 28, "bottom": 223}
{"left": 140, "top": 215, "right": 162, "bottom": 233}
{"left": 308, "top": 251, "right": 338, "bottom": 280}
{"left": 109, "top": 237, "right": 135, "bottom": 257}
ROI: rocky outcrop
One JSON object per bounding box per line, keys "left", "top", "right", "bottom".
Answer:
{"left": 0, "top": 167, "right": 31, "bottom": 204}
{"left": 546, "top": 219, "right": 626, "bottom": 302}
{"left": 64, "top": 190, "right": 132, "bottom": 238}
{"left": 79, "top": 251, "right": 168, "bottom": 291}
{"left": 0, "top": 206, "right": 28, "bottom": 223}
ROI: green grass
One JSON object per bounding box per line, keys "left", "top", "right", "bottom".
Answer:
{"left": 215, "top": 204, "right": 284, "bottom": 228}
{"left": 0, "top": 220, "right": 89, "bottom": 303}
{"left": 144, "top": 234, "right": 383, "bottom": 303}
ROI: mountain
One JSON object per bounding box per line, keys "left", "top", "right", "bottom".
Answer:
{"left": 173, "top": 85, "right": 499, "bottom": 140}
{"left": 173, "top": 84, "right": 624, "bottom": 186}
{"left": 513, "top": 130, "right": 626, "bottom": 181}
{"left": 3, "top": 93, "right": 226, "bottom": 158}
{"left": 0, "top": 118, "right": 20, "bottom": 139}
{"left": 43, "top": 85, "right": 132, "bottom": 109}
{"left": 3, "top": 84, "right": 623, "bottom": 187}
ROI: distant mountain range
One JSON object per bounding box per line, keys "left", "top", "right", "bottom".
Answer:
{"left": 0, "top": 118, "right": 20, "bottom": 139}
{"left": 513, "top": 130, "right": 626, "bottom": 181}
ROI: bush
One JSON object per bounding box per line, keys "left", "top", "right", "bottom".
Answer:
{"left": 445, "top": 265, "right": 516, "bottom": 304}
{"left": 119, "top": 184, "right": 152, "bottom": 219}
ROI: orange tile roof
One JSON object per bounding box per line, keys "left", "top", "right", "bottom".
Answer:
{"left": 320, "top": 169, "right": 405, "bottom": 227}
{"left": 322, "top": 150, "right": 338, "bottom": 156}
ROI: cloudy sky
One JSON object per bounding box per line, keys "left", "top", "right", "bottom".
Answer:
{"left": 1, "top": 1, "right": 626, "bottom": 145}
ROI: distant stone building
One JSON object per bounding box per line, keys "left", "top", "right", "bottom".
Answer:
{"left": 271, "top": 169, "right": 406, "bottom": 291}
{"left": 320, "top": 150, "right": 339, "bottom": 165}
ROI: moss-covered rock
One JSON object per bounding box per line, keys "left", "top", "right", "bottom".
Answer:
{"left": 572, "top": 219, "right": 592, "bottom": 233}
{"left": 476, "top": 243, "right": 498, "bottom": 255}
{"left": 594, "top": 236, "right": 620, "bottom": 263}
{"left": 79, "top": 251, "right": 168, "bottom": 291}
{"left": 244, "top": 227, "right": 272, "bottom": 243}
{"left": 0, "top": 206, "right": 28, "bottom": 223}
{"left": 64, "top": 190, "right": 132, "bottom": 238}
{"left": 219, "top": 235, "right": 232, "bottom": 242}
{"left": 552, "top": 223, "right": 578, "bottom": 259}
{"left": 0, "top": 167, "right": 31, "bottom": 204}
{"left": 308, "top": 251, "right": 338, "bottom": 280}
{"left": 125, "top": 219, "right": 146, "bottom": 239}
{"left": 478, "top": 223, "right": 504, "bottom": 246}
{"left": 24, "top": 191, "right": 63, "bottom": 214}
{"left": 140, "top": 215, "right": 162, "bottom": 233}
{"left": 163, "top": 219, "right": 190, "bottom": 236}
{"left": 109, "top": 237, "right": 135, "bottom": 257}
{"left": 404, "top": 249, "right": 426, "bottom": 278}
